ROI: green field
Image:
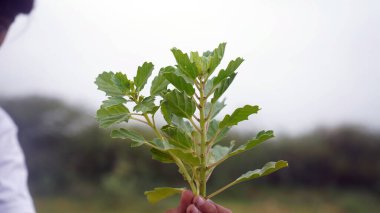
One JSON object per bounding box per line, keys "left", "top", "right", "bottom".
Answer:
{"left": 35, "top": 187, "right": 380, "bottom": 213}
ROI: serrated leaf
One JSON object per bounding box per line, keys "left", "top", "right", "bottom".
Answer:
{"left": 151, "top": 148, "right": 174, "bottom": 163}
{"left": 95, "top": 72, "right": 131, "bottom": 96}
{"left": 208, "top": 145, "right": 232, "bottom": 165}
{"left": 228, "top": 130, "right": 274, "bottom": 157}
{"left": 145, "top": 187, "right": 185, "bottom": 204}
{"left": 207, "top": 120, "right": 229, "bottom": 143}
{"left": 96, "top": 104, "right": 130, "bottom": 128}
{"left": 170, "top": 149, "right": 200, "bottom": 166}
{"left": 163, "top": 66, "right": 195, "bottom": 96}
{"left": 205, "top": 100, "right": 226, "bottom": 120}
{"left": 205, "top": 79, "right": 214, "bottom": 95}
{"left": 171, "top": 48, "right": 198, "bottom": 80}
{"left": 208, "top": 43, "right": 226, "bottom": 75}
{"left": 150, "top": 137, "right": 198, "bottom": 166}
{"left": 101, "top": 97, "right": 127, "bottom": 108}
{"left": 209, "top": 160, "right": 288, "bottom": 198}
{"left": 219, "top": 105, "right": 260, "bottom": 129}
{"left": 160, "top": 102, "right": 172, "bottom": 124}
{"left": 150, "top": 69, "right": 170, "bottom": 96}
{"left": 171, "top": 115, "right": 193, "bottom": 134}
{"left": 213, "top": 57, "right": 244, "bottom": 86}
{"left": 134, "top": 62, "right": 154, "bottom": 92}
{"left": 150, "top": 138, "right": 174, "bottom": 150}
{"left": 232, "top": 161, "right": 288, "bottom": 185}
{"left": 211, "top": 73, "right": 236, "bottom": 103}
{"left": 134, "top": 96, "right": 156, "bottom": 113}
{"left": 163, "top": 90, "right": 196, "bottom": 118}
{"left": 111, "top": 128, "right": 146, "bottom": 147}
{"left": 162, "top": 125, "right": 193, "bottom": 149}
{"left": 190, "top": 51, "right": 209, "bottom": 74}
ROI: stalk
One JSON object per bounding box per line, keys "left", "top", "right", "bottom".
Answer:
{"left": 198, "top": 80, "right": 207, "bottom": 197}
{"left": 206, "top": 181, "right": 235, "bottom": 199}
{"left": 143, "top": 113, "right": 196, "bottom": 193}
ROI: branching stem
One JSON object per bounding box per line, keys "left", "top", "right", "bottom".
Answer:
{"left": 206, "top": 180, "right": 235, "bottom": 199}
{"left": 142, "top": 113, "right": 196, "bottom": 193}
{"left": 198, "top": 79, "right": 208, "bottom": 197}
{"left": 130, "top": 117, "right": 149, "bottom": 125}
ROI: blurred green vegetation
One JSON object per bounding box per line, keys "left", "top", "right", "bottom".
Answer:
{"left": 34, "top": 187, "right": 380, "bottom": 213}
{"left": 1, "top": 96, "right": 380, "bottom": 212}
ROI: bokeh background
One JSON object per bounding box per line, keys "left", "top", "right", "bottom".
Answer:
{"left": 1, "top": 0, "right": 380, "bottom": 212}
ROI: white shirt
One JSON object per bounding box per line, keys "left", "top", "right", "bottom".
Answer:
{"left": 0, "top": 108, "right": 36, "bottom": 213}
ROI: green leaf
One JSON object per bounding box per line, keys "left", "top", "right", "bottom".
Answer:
{"left": 171, "top": 48, "right": 198, "bottom": 80}
{"left": 163, "top": 66, "right": 195, "bottom": 96}
{"left": 145, "top": 187, "right": 185, "bottom": 204}
{"left": 190, "top": 51, "right": 209, "bottom": 74}
{"left": 150, "top": 138, "right": 174, "bottom": 150}
{"left": 208, "top": 145, "right": 232, "bottom": 165}
{"left": 95, "top": 72, "right": 131, "bottom": 96}
{"left": 211, "top": 73, "right": 236, "bottom": 103}
{"left": 228, "top": 130, "right": 274, "bottom": 158}
{"left": 207, "top": 119, "right": 229, "bottom": 143}
{"left": 150, "top": 68, "right": 170, "bottom": 96}
{"left": 205, "top": 78, "right": 214, "bottom": 95}
{"left": 208, "top": 43, "right": 226, "bottom": 75}
{"left": 162, "top": 125, "right": 193, "bottom": 149}
{"left": 96, "top": 104, "right": 130, "bottom": 128}
{"left": 163, "top": 90, "right": 196, "bottom": 118}
{"left": 213, "top": 57, "right": 244, "bottom": 86}
{"left": 160, "top": 102, "right": 172, "bottom": 124}
{"left": 134, "top": 96, "right": 156, "bottom": 113}
{"left": 151, "top": 148, "right": 174, "bottom": 163}
{"left": 171, "top": 115, "right": 193, "bottom": 134}
{"left": 101, "top": 97, "right": 127, "bottom": 108}
{"left": 219, "top": 105, "right": 260, "bottom": 129}
{"left": 205, "top": 100, "right": 226, "bottom": 120}
{"left": 111, "top": 128, "right": 146, "bottom": 147}
{"left": 134, "top": 62, "right": 154, "bottom": 92}
{"left": 232, "top": 161, "right": 288, "bottom": 185}
{"left": 150, "top": 137, "right": 198, "bottom": 166}
{"left": 170, "top": 149, "right": 200, "bottom": 166}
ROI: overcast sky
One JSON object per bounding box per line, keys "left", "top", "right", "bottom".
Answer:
{"left": 0, "top": 0, "right": 379, "bottom": 135}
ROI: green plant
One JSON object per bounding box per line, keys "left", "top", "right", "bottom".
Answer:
{"left": 95, "top": 43, "right": 288, "bottom": 204}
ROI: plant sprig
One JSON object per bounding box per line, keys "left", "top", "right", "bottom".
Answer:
{"left": 95, "top": 43, "right": 288, "bottom": 204}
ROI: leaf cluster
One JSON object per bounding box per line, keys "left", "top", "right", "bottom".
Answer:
{"left": 95, "top": 43, "right": 288, "bottom": 204}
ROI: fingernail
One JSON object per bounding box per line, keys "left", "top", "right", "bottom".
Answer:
{"left": 194, "top": 196, "right": 205, "bottom": 207}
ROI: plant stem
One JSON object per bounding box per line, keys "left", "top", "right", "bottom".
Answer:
{"left": 189, "top": 117, "right": 201, "bottom": 133}
{"left": 199, "top": 80, "right": 207, "bottom": 197}
{"left": 172, "top": 155, "right": 197, "bottom": 192}
{"left": 206, "top": 181, "right": 235, "bottom": 199}
{"left": 143, "top": 113, "right": 197, "bottom": 193}
{"left": 130, "top": 117, "right": 149, "bottom": 125}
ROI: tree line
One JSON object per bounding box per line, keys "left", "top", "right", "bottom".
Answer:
{"left": 1, "top": 96, "right": 379, "bottom": 197}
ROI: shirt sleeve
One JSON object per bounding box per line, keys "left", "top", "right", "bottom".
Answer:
{"left": 0, "top": 108, "right": 36, "bottom": 213}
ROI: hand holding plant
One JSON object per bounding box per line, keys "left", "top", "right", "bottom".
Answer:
{"left": 95, "top": 43, "right": 288, "bottom": 210}
{"left": 166, "top": 190, "right": 232, "bottom": 213}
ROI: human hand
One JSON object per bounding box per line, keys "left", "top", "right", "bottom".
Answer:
{"left": 166, "top": 190, "right": 232, "bottom": 213}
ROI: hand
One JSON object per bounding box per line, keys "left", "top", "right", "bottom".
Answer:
{"left": 166, "top": 190, "right": 232, "bottom": 213}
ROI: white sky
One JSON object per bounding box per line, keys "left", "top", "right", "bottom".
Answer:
{"left": 0, "top": 0, "right": 379, "bottom": 135}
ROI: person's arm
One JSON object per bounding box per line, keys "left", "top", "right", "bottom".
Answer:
{"left": 0, "top": 108, "right": 36, "bottom": 213}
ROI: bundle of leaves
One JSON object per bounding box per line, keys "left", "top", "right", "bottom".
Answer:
{"left": 95, "top": 43, "right": 288, "bottom": 204}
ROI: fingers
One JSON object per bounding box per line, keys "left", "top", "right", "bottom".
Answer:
{"left": 193, "top": 196, "right": 217, "bottom": 213}
{"left": 178, "top": 190, "right": 195, "bottom": 213}
{"left": 186, "top": 204, "right": 200, "bottom": 213}
{"left": 167, "top": 190, "right": 232, "bottom": 213}
{"left": 214, "top": 203, "right": 232, "bottom": 213}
